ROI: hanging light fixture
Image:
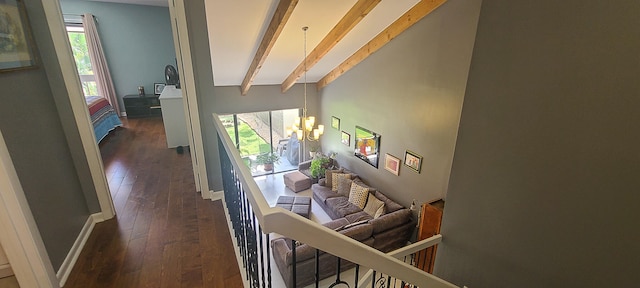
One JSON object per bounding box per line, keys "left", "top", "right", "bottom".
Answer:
{"left": 286, "top": 26, "right": 324, "bottom": 142}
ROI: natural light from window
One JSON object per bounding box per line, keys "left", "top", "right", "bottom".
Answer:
{"left": 66, "top": 26, "right": 98, "bottom": 97}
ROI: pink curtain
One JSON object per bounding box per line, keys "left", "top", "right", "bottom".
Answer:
{"left": 82, "top": 13, "right": 121, "bottom": 115}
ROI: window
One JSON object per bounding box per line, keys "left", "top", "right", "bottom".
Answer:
{"left": 220, "top": 109, "right": 300, "bottom": 176}
{"left": 66, "top": 25, "right": 98, "bottom": 97}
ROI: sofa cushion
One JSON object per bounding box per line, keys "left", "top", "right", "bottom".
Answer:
{"left": 324, "top": 168, "right": 344, "bottom": 188}
{"left": 331, "top": 173, "right": 352, "bottom": 191}
{"left": 373, "top": 191, "right": 403, "bottom": 214}
{"left": 345, "top": 211, "right": 373, "bottom": 223}
{"left": 348, "top": 181, "right": 370, "bottom": 209}
{"left": 372, "top": 221, "right": 415, "bottom": 252}
{"left": 313, "top": 184, "right": 341, "bottom": 204}
{"left": 339, "top": 222, "right": 373, "bottom": 241}
{"left": 363, "top": 193, "right": 385, "bottom": 218}
{"left": 324, "top": 218, "right": 350, "bottom": 231}
{"left": 369, "top": 208, "right": 411, "bottom": 234}
{"left": 326, "top": 197, "right": 362, "bottom": 218}
{"left": 272, "top": 238, "right": 318, "bottom": 266}
{"left": 336, "top": 176, "right": 353, "bottom": 197}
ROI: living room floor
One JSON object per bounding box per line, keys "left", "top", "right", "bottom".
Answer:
{"left": 254, "top": 172, "right": 332, "bottom": 224}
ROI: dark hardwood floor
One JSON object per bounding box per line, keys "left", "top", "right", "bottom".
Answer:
{"left": 64, "top": 117, "right": 242, "bottom": 288}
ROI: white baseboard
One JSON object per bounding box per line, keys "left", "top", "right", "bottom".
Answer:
{"left": 56, "top": 213, "right": 100, "bottom": 286}
{"left": 0, "top": 263, "right": 13, "bottom": 278}
{"left": 91, "top": 212, "right": 106, "bottom": 223}
{"left": 209, "top": 190, "right": 224, "bottom": 201}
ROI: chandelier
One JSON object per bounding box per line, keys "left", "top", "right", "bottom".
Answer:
{"left": 287, "top": 26, "right": 324, "bottom": 142}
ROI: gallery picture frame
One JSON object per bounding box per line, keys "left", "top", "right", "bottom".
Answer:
{"left": 331, "top": 116, "right": 340, "bottom": 130}
{"left": 404, "top": 150, "right": 423, "bottom": 173}
{"left": 0, "top": 0, "right": 38, "bottom": 72}
{"left": 154, "top": 83, "right": 166, "bottom": 95}
{"left": 384, "top": 153, "right": 400, "bottom": 175}
{"left": 341, "top": 131, "right": 350, "bottom": 146}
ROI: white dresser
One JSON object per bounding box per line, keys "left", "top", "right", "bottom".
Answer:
{"left": 159, "top": 85, "right": 189, "bottom": 148}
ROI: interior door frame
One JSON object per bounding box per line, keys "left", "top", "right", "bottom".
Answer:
{"left": 42, "top": 0, "right": 115, "bottom": 220}
{"left": 0, "top": 131, "right": 59, "bottom": 288}
{"left": 0, "top": 2, "right": 116, "bottom": 287}
{"left": 169, "top": 0, "right": 211, "bottom": 197}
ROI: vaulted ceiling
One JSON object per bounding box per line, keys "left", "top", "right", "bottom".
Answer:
{"left": 85, "top": 0, "right": 446, "bottom": 94}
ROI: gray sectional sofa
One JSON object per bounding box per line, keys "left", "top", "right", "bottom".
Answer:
{"left": 271, "top": 169, "right": 415, "bottom": 288}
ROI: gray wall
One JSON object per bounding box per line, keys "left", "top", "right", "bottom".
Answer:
{"left": 0, "top": 0, "right": 95, "bottom": 271}
{"left": 318, "top": 0, "right": 481, "bottom": 208}
{"left": 184, "top": 0, "right": 317, "bottom": 192}
{"left": 435, "top": 1, "right": 640, "bottom": 287}
{"left": 60, "top": 0, "right": 176, "bottom": 112}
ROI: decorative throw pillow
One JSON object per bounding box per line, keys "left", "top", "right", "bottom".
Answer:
{"left": 363, "top": 193, "right": 386, "bottom": 218}
{"left": 348, "top": 181, "right": 370, "bottom": 209}
{"left": 325, "top": 169, "right": 343, "bottom": 188}
{"left": 336, "top": 177, "right": 353, "bottom": 197}
{"left": 332, "top": 173, "right": 352, "bottom": 191}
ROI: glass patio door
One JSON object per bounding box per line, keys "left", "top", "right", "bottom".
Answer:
{"left": 219, "top": 109, "right": 299, "bottom": 176}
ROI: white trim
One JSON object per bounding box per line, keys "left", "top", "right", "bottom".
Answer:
{"left": 170, "top": 0, "right": 210, "bottom": 196}
{"left": 0, "top": 131, "right": 58, "bottom": 288}
{"left": 0, "top": 264, "right": 14, "bottom": 278}
{"left": 209, "top": 190, "right": 224, "bottom": 201}
{"left": 41, "top": 0, "right": 116, "bottom": 219}
{"left": 91, "top": 212, "right": 106, "bottom": 224}
{"left": 56, "top": 213, "right": 101, "bottom": 287}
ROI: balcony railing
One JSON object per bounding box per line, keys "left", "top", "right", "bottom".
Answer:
{"left": 213, "top": 113, "right": 458, "bottom": 288}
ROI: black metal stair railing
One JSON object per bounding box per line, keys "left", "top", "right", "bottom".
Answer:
{"left": 220, "top": 137, "right": 271, "bottom": 288}
{"left": 214, "top": 113, "right": 457, "bottom": 288}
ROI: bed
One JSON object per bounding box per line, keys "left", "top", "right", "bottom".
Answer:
{"left": 86, "top": 96, "right": 122, "bottom": 143}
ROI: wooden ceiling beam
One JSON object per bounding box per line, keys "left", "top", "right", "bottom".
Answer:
{"left": 240, "top": 0, "right": 299, "bottom": 96}
{"left": 316, "top": 0, "right": 447, "bottom": 90}
{"left": 280, "top": 0, "right": 381, "bottom": 93}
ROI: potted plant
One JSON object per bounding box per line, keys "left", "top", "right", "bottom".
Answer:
{"left": 256, "top": 152, "right": 280, "bottom": 171}
{"left": 308, "top": 143, "right": 320, "bottom": 159}
{"left": 309, "top": 156, "right": 330, "bottom": 179}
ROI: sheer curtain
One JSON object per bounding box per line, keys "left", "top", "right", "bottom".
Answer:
{"left": 82, "top": 13, "right": 121, "bottom": 115}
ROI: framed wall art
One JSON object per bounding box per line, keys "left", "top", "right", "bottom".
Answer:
{"left": 384, "top": 153, "right": 400, "bottom": 175}
{"left": 354, "top": 126, "right": 380, "bottom": 168}
{"left": 331, "top": 116, "right": 340, "bottom": 130}
{"left": 154, "top": 83, "right": 166, "bottom": 95}
{"left": 341, "top": 131, "right": 350, "bottom": 146}
{"left": 404, "top": 150, "right": 423, "bottom": 173}
{"left": 0, "top": 0, "right": 38, "bottom": 72}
